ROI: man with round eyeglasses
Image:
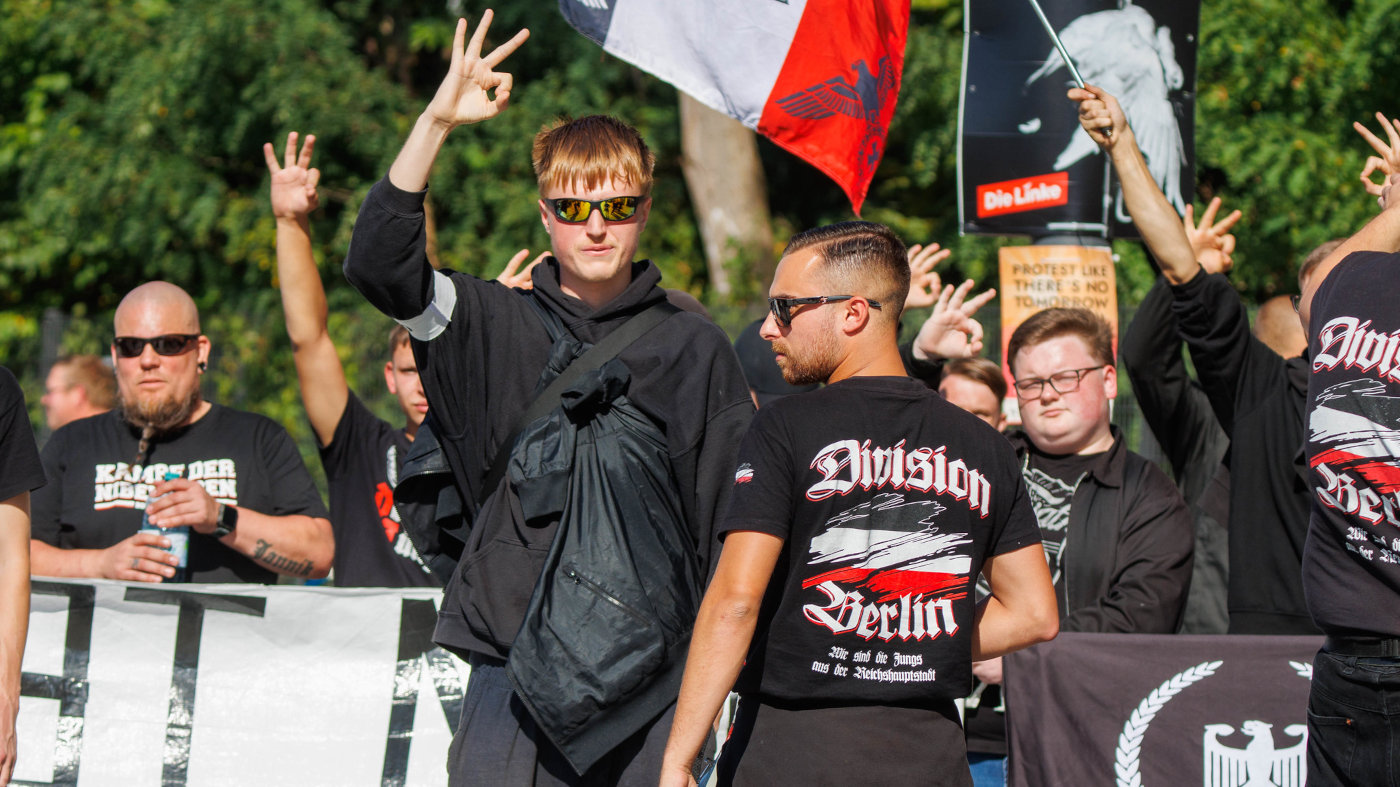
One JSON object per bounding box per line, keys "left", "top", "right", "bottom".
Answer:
{"left": 342, "top": 11, "right": 753, "bottom": 784}
{"left": 961, "top": 306, "right": 1193, "bottom": 783}
{"left": 29, "top": 281, "right": 333, "bottom": 584}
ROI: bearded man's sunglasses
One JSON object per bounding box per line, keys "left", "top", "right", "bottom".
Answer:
{"left": 113, "top": 334, "right": 200, "bottom": 358}
{"left": 548, "top": 196, "right": 643, "bottom": 223}
{"left": 767, "top": 295, "right": 882, "bottom": 328}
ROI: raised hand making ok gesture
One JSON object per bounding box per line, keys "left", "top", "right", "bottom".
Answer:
{"left": 390, "top": 10, "right": 530, "bottom": 192}
{"left": 426, "top": 11, "right": 530, "bottom": 129}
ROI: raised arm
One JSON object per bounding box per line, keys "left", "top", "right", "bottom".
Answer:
{"left": 1302, "top": 113, "right": 1400, "bottom": 320}
{"left": 264, "top": 132, "right": 347, "bottom": 448}
{"left": 389, "top": 11, "right": 529, "bottom": 192}
{"left": 344, "top": 11, "right": 529, "bottom": 324}
{"left": 1068, "top": 85, "right": 1198, "bottom": 283}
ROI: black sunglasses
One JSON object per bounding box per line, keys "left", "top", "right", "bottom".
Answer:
{"left": 548, "top": 196, "right": 643, "bottom": 224}
{"left": 768, "top": 295, "right": 882, "bottom": 327}
{"left": 113, "top": 334, "right": 200, "bottom": 358}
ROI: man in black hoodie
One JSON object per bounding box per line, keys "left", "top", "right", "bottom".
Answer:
{"left": 342, "top": 13, "right": 754, "bottom": 786}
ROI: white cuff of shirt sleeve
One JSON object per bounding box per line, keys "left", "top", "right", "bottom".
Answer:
{"left": 396, "top": 270, "right": 457, "bottom": 341}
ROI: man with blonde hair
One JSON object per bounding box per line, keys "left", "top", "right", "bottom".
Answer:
{"left": 344, "top": 13, "right": 752, "bottom": 784}
{"left": 41, "top": 354, "right": 115, "bottom": 430}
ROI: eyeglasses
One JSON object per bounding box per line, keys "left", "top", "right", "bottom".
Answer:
{"left": 547, "top": 196, "right": 643, "bottom": 224}
{"left": 1012, "top": 366, "right": 1106, "bottom": 398}
{"left": 113, "top": 334, "right": 200, "bottom": 358}
{"left": 768, "top": 295, "right": 883, "bottom": 328}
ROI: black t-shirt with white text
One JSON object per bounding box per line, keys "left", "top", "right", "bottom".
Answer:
{"left": 722, "top": 376, "right": 1041, "bottom": 707}
{"left": 32, "top": 405, "right": 329, "bottom": 583}
{"left": 1303, "top": 251, "right": 1400, "bottom": 636}
{"left": 319, "top": 392, "right": 436, "bottom": 587}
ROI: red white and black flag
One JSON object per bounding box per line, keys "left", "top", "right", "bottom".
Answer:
{"left": 1004, "top": 633, "right": 1320, "bottom": 787}
{"left": 959, "top": 0, "right": 1199, "bottom": 238}
{"left": 559, "top": 0, "right": 909, "bottom": 215}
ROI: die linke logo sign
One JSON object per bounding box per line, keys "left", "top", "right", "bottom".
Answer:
{"left": 976, "top": 172, "right": 1069, "bottom": 218}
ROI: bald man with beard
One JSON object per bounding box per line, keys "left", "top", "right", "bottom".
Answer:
{"left": 30, "top": 282, "right": 333, "bottom": 584}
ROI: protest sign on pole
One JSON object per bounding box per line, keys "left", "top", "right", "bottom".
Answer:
{"left": 959, "top": 0, "right": 1199, "bottom": 238}
{"left": 998, "top": 245, "right": 1118, "bottom": 402}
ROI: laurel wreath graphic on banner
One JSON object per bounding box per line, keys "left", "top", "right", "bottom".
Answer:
{"left": 1113, "top": 660, "right": 1222, "bottom": 787}
{"left": 1113, "top": 659, "right": 1314, "bottom": 786}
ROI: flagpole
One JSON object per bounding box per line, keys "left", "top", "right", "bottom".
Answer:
{"left": 1024, "top": 0, "right": 1110, "bottom": 138}
{"left": 1024, "top": 0, "right": 1085, "bottom": 87}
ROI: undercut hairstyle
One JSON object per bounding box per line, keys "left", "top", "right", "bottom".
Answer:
{"left": 782, "top": 221, "right": 910, "bottom": 324}
{"left": 1298, "top": 238, "right": 1345, "bottom": 290}
{"left": 533, "top": 115, "right": 655, "bottom": 196}
{"left": 388, "top": 324, "right": 410, "bottom": 357}
{"left": 54, "top": 354, "right": 116, "bottom": 410}
{"left": 942, "top": 357, "right": 1008, "bottom": 403}
{"left": 1007, "top": 307, "right": 1115, "bottom": 376}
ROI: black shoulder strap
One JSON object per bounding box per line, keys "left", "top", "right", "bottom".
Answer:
{"left": 478, "top": 299, "right": 682, "bottom": 503}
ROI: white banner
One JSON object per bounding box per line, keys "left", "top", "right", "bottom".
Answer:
{"left": 16, "top": 580, "right": 466, "bottom": 787}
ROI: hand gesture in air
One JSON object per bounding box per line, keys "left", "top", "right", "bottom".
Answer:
{"left": 425, "top": 11, "right": 530, "bottom": 129}
{"left": 264, "top": 132, "right": 319, "bottom": 222}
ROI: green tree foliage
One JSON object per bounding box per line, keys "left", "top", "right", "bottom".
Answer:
{"left": 5, "top": 0, "right": 1400, "bottom": 479}
{"left": 1194, "top": 0, "right": 1400, "bottom": 295}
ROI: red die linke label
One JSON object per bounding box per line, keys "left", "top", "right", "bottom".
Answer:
{"left": 976, "top": 172, "right": 1069, "bottom": 218}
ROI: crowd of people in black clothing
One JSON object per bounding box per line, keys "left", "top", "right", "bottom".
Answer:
{"left": 5, "top": 10, "right": 1400, "bottom": 787}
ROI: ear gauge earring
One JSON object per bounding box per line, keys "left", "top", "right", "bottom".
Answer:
{"left": 197, "top": 362, "right": 208, "bottom": 373}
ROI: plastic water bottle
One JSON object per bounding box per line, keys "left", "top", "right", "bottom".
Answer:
{"left": 139, "top": 471, "right": 188, "bottom": 582}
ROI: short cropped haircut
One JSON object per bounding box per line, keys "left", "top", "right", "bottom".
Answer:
{"left": 388, "top": 324, "right": 410, "bottom": 357}
{"left": 942, "top": 357, "right": 1008, "bottom": 402}
{"left": 533, "top": 115, "right": 655, "bottom": 196}
{"left": 1299, "top": 238, "right": 1345, "bottom": 290}
{"left": 54, "top": 354, "right": 116, "bottom": 410}
{"left": 1007, "top": 308, "right": 1115, "bottom": 376}
{"left": 782, "top": 221, "right": 909, "bottom": 324}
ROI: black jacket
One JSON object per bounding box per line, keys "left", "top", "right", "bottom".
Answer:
{"left": 344, "top": 176, "right": 755, "bottom": 660}
{"left": 1121, "top": 277, "right": 1231, "bottom": 634}
{"left": 967, "top": 428, "right": 1194, "bottom": 754}
{"left": 1006, "top": 428, "right": 1194, "bottom": 633}
{"left": 1170, "top": 272, "right": 1318, "bottom": 634}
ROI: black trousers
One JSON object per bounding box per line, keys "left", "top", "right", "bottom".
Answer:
{"left": 1307, "top": 640, "right": 1400, "bottom": 786}
{"left": 447, "top": 655, "right": 674, "bottom": 787}
{"left": 715, "top": 695, "right": 972, "bottom": 787}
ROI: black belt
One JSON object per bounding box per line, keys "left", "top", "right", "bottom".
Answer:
{"left": 1324, "top": 636, "right": 1400, "bottom": 658}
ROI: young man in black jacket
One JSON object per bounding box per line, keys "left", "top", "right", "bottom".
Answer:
{"left": 1069, "top": 84, "right": 1319, "bottom": 635}
{"left": 342, "top": 13, "right": 754, "bottom": 785}
{"left": 962, "top": 306, "right": 1194, "bottom": 780}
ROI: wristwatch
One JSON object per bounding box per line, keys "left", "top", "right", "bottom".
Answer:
{"left": 213, "top": 503, "right": 239, "bottom": 538}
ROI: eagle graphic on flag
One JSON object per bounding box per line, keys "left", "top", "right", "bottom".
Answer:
{"left": 559, "top": 0, "right": 910, "bottom": 214}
